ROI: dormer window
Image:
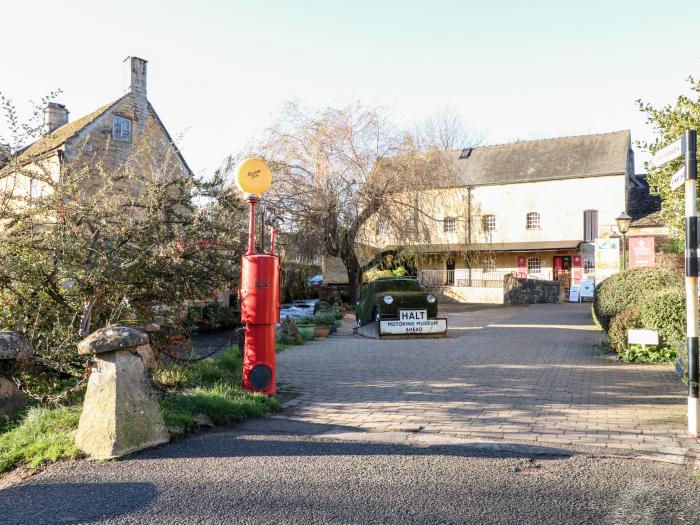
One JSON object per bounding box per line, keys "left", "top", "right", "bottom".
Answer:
{"left": 113, "top": 116, "right": 132, "bottom": 142}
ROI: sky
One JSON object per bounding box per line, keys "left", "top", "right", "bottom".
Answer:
{"left": 1, "top": 0, "right": 698, "bottom": 176}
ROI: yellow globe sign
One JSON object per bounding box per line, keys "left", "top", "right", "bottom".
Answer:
{"left": 235, "top": 158, "right": 272, "bottom": 196}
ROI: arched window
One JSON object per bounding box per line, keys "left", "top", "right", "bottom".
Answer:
{"left": 527, "top": 257, "right": 542, "bottom": 274}
{"left": 526, "top": 212, "right": 541, "bottom": 230}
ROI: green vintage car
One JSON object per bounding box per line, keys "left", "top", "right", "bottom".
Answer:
{"left": 355, "top": 277, "right": 438, "bottom": 326}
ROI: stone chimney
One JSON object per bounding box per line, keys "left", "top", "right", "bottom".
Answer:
{"left": 123, "top": 56, "right": 148, "bottom": 96}
{"left": 42, "top": 102, "right": 69, "bottom": 135}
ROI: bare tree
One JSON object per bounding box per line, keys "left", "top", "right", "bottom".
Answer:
{"left": 241, "top": 101, "right": 480, "bottom": 302}
{"left": 414, "top": 105, "right": 485, "bottom": 151}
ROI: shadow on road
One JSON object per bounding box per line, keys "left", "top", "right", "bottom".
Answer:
{"left": 0, "top": 482, "right": 158, "bottom": 524}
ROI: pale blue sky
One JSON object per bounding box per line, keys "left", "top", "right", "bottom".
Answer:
{"left": 2, "top": 0, "right": 698, "bottom": 175}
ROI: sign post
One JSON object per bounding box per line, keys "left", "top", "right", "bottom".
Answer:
{"left": 656, "top": 130, "right": 698, "bottom": 437}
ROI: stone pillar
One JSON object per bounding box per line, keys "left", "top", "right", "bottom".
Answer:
{"left": 76, "top": 326, "right": 169, "bottom": 459}
{"left": 0, "top": 332, "right": 32, "bottom": 421}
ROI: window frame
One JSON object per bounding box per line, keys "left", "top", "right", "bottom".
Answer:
{"left": 526, "top": 257, "right": 542, "bottom": 274}
{"left": 482, "top": 256, "right": 497, "bottom": 273}
{"left": 443, "top": 216, "right": 456, "bottom": 233}
{"left": 482, "top": 214, "right": 496, "bottom": 232}
{"left": 113, "top": 116, "right": 132, "bottom": 143}
{"left": 526, "top": 212, "right": 541, "bottom": 230}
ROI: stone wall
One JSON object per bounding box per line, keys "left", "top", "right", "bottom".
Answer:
{"left": 433, "top": 286, "right": 504, "bottom": 304}
{"left": 503, "top": 274, "right": 560, "bottom": 305}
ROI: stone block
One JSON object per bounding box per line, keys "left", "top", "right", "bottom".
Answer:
{"left": 0, "top": 377, "right": 26, "bottom": 421}
{"left": 75, "top": 349, "right": 169, "bottom": 459}
{"left": 0, "top": 331, "right": 32, "bottom": 360}
{"left": 135, "top": 344, "right": 156, "bottom": 368}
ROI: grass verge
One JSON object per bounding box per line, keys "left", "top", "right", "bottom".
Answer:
{"left": 0, "top": 405, "right": 81, "bottom": 474}
{"left": 1, "top": 346, "right": 279, "bottom": 475}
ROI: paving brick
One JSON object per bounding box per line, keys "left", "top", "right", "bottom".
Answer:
{"left": 277, "top": 304, "right": 692, "bottom": 455}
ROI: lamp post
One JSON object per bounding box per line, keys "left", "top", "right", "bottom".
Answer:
{"left": 235, "top": 158, "right": 279, "bottom": 396}
{"left": 615, "top": 211, "right": 632, "bottom": 270}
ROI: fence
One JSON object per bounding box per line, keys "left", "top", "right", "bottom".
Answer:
{"left": 419, "top": 269, "right": 555, "bottom": 288}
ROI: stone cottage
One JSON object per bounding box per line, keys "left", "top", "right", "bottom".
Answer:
{"left": 0, "top": 57, "right": 192, "bottom": 199}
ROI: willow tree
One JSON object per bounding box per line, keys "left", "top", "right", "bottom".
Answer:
{"left": 246, "top": 101, "right": 472, "bottom": 302}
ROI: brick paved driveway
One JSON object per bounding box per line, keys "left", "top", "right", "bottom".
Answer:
{"left": 277, "top": 304, "right": 696, "bottom": 458}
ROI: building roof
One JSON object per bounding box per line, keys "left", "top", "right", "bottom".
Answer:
{"left": 385, "top": 240, "right": 581, "bottom": 254}
{"left": 12, "top": 96, "right": 125, "bottom": 165}
{"left": 449, "top": 130, "right": 631, "bottom": 186}
{"left": 629, "top": 174, "right": 664, "bottom": 228}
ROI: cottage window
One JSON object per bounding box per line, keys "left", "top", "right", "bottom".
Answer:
{"left": 483, "top": 257, "right": 496, "bottom": 273}
{"left": 527, "top": 257, "right": 542, "bottom": 274}
{"left": 113, "top": 116, "right": 132, "bottom": 142}
{"left": 526, "top": 212, "right": 541, "bottom": 230}
{"left": 482, "top": 214, "right": 496, "bottom": 232}
{"left": 583, "top": 209, "right": 598, "bottom": 243}
{"left": 443, "top": 216, "right": 456, "bottom": 233}
{"left": 30, "top": 178, "right": 41, "bottom": 199}
{"left": 584, "top": 256, "right": 595, "bottom": 273}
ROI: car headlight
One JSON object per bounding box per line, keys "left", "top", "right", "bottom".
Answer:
{"left": 383, "top": 295, "right": 394, "bottom": 305}
{"left": 426, "top": 294, "right": 436, "bottom": 304}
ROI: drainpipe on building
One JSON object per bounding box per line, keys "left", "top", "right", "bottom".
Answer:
{"left": 467, "top": 186, "right": 473, "bottom": 287}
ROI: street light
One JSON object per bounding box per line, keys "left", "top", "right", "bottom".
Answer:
{"left": 615, "top": 211, "right": 632, "bottom": 270}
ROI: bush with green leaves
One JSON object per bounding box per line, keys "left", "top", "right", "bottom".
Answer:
{"left": 608, "top": 304, "right": 642, "bottom": 355}
{"left": 593, "top": 268, "right": 682, "bottom": 332}
{"left": 639, "top": 289, "right": 686, "bottom": 352}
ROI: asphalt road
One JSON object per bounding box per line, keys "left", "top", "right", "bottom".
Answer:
{"left": 2, "top": 417, "right": 700, "bottom": 525}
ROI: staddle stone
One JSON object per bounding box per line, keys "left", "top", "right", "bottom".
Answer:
{"left": 0, "top": 377, "right": 26, "bottom": 421}
{"left": 75, "top": 326, "right": 168, "bottom": 459}
{"left": 0, "top": 331, "right": 33, "bottom": 360}
{"left": 77, "top": 326, "right": 148, "bottom": 355}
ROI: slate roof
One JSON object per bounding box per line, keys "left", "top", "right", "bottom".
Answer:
{"left": 449, "top": 130, "right": 631, "bottom": 186}
{"left": 629, "top": 174, "right": 664, "bottom": 227}
{"left": 13, "top": 96, "right": 126, "bottom": 165}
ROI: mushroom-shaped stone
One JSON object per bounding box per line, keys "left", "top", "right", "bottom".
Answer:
{"left": 76, "top": 325, "right": 168, "bottom": 459}
{"left": 77, "top": 326, "right": 148, "bottom": 355}
{"left": 0, "top": 331, "right": 33, "bottom": 360}
{"left": 0, "top": 331, "right": 32, "bottom": 421}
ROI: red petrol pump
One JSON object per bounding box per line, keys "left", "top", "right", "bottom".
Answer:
{"left": 236, "top": 159, "right": 280, "bottom": 396}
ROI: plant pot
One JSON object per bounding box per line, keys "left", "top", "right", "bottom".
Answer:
{"left": 314, "top": 324, "right": 330, "bottom": 338}
{"left": 296, "top": 324, "right": 315, "bottom": 341}
{"left": 334, "top": 319, "right": 343, "bottom": 331}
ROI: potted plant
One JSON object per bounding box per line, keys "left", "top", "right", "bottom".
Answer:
{"left": 294, "top": 316, "right": 316, "bottom": 341}
{"left": 314, "top": 312, "right": 335, "bottom": 337}
{"left": 313, "top": 313, "right": 332, "bottom": 338}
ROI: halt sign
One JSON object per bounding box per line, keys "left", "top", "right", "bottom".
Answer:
{"left": 400, "top": 309, "right": 427, "bottom": 321}
{"left": 380, "top": 309, "right": 447, "bottom": 335}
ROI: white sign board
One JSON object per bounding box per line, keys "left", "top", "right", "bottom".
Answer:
{"left": 380, "top": 318, "right": 447, "bottom": 335}
{"left": 627, "top": 329, "right": 659, "bottom": 346}
{"left": 568, "top": 285, "right": 580, "bottom": 303}
{"left": 580, "top": 279, "right": 595, "bottom": 300}
{"left": 595, "top": 237, "right": 620, "bottom": 282}
{"left": 400, "top": 309, "right": 428, "bottom": 321}
{"left": 670, "top": 166, "right": 686, "bottom": 191}
{"left": 650, "top": 136, "right": 686, "bottom": 168}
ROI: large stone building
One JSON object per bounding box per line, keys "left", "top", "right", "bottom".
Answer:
{"left": 362, "top": 130, "right": 636, "bottom": 302}
{"left": 0, "top": 56, "right": 192, "bottom": 199}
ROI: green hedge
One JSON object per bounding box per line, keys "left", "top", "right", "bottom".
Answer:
{"left": 639, "top": 289, "right": 686, "bottom": 351}
{"left": 608, "top": 304, "right": 642, "bottom": 355}
{"left": 593, "top": 268, "right": 682, "bottom": 332}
